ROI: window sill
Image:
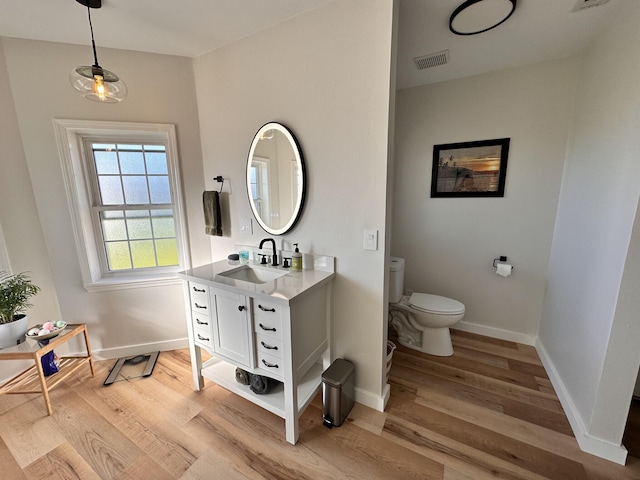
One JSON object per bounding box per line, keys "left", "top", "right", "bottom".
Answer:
{"left": 84, "top": 275, "right": 182, "bottom": 293}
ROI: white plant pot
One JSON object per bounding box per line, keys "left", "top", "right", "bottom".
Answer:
{"left": 0, "top": 314, "right": 28, "bottom": 349}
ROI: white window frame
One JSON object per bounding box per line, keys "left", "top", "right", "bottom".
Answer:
{"left": 53, "top": 119, "right": 191, "bottom": 292}
{"left": 0, "top": 223, "right": 11, "bottom": 274}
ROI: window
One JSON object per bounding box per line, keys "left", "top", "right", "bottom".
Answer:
{"left": 54, "top": 120, "right": 190, "bottom": 291}
{"left": 250, "top": 156, "right": 269, "bottom": 221}
{"left": 87, "top": 142, "right": 179, "bottom": 272}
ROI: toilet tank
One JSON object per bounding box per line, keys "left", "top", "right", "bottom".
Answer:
{"left": 388, "top": 257, "right": 405, "bottom": 303}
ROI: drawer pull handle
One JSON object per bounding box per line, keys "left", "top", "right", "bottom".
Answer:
{"left": 258, "top": 304, "right": 276, "bottom": 312}
{"left": 262, "top": 359, "right": 279, "bottom": 368}
{"left": 192, "top": 286, "right": 206, "bottom": 293}
{"left": 259, "top": 323, "right": 276, "bottom": 332}
{"left": 238, "top": 305, "right": 246, "bottom": 311}
{"left": 194, "top": 303, "right": 207, "bottom": 310}
{"left": 197, "top": 334, "right": 210, "bottom": 341}
{"left": 195, "top": 319, "right": 208, "bottom": 325}
{"left": 261, "top": 341, "right": 278, "bottom": 350}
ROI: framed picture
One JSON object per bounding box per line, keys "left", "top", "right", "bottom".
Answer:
{"left": 431, "top": 138, "right": 510, "bottom": 198}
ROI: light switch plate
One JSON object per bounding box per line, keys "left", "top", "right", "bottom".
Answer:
{"left": 240, "top": 218, "right": 253, "bottom": 234}
{"left": 364, "top": 229, "right": 378, "bottom": 251}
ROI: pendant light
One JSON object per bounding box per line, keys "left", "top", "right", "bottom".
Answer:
{"left": 69, "top": 0, "right": 127, "bottom": 103}
{"left": 449, "top": 0, "right": 517, "bottom": 36}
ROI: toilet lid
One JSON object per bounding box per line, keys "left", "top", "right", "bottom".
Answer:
{"left": 409, "top": 293, "right": 465, "bottom": 315}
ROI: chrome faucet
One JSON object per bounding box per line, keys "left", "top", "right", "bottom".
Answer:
{"left": 259, "top": 238, "right": 278, "bottom": 266}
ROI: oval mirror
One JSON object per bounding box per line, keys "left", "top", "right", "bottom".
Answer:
{"left": 246, "top": 122, "right": 306, "bottom": 235}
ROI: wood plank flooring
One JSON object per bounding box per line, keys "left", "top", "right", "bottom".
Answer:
{"left": 1, "top": 330, "right": 639, "bottom": 479}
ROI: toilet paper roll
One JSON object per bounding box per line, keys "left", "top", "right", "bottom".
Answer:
{"left": 496, "top": 263, "right": 513, "bottom": 278}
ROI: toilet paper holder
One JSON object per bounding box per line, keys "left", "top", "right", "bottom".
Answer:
{"left": 492, "top": 256, "right": 514, "bottom": 270}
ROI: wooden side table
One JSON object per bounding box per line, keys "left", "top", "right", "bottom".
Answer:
{"left": 0, "top": 323, "right": 95, "bottom": 415}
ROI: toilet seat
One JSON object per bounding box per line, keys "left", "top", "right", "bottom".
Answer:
{"left": 409, "top": 293, "right": 465, "bottom": 315}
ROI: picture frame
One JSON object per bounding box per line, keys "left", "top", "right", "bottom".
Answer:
{"left": 431, "top": 138, "right": 510, "bottom": 198}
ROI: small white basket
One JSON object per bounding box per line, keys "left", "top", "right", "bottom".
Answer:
{"left": 386, "top": 340, "right": 396, "bottom": 383}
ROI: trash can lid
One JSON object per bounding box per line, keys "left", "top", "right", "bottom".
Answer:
{"left": 322, "top": 358, "right": 355, "bottom": 387}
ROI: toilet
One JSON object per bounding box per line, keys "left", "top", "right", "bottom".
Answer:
{"left": 388, "top": 257, "right": 465, "bottom": 356}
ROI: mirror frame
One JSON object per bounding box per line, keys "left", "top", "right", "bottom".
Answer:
{"left": 246, "top": 122, "right": 306, "bottom": 235}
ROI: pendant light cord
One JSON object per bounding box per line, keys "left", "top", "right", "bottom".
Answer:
{"left": 86, "top": 6, "right": 100, "bottom": 68}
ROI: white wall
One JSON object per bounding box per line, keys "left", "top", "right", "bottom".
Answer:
{"left": 193, "top": 0, "right": 396, "bottom": 405}
{"left": 393, "top": 57, "right": 579, "bottom": 343}
{"left": 538, "top": 0, "right": 640, "bottom": 463}
{"left": 0, "top": 41, "right": 59, "bottom": 321}
{"left": 0, "top": 38, "right": 209, "bottom": 357}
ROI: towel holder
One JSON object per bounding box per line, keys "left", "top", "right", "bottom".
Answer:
{"left": 214, "top": 175, "right": 224, "bottom": 193}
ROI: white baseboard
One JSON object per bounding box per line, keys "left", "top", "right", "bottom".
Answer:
{"left": 355, "top": 386, "right": 388, "bottom": 412}
{"left": 536, "top": 339, "right": 628, "bottom": 465}
{"left": 92, "top": 337, "right": 190, "bottom": 361}
{"left": 453, "top": 321, "right": 537, "bottom": 346}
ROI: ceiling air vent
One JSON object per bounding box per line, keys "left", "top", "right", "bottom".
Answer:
{"left": 572, "top": 0, "right": 610, "bottom": 12}
{"left": 413, "top": 50, "right": 449, "bottom": 70}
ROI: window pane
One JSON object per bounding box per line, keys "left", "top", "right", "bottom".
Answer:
{"left": 119, "top": 150, "right": 145, "bottom": 174}
{"left": 148, "top": 176, "right": 171, "bottom": 204}
{"left": 127, "top": 217, "right": 152, "bottom": 239}
{"left": 101, "top": 211, "right": 127, "bottom": 241}
{"left": 125, "top": 209, "right": 148, "bottom": 218}
{"left": 122, "top": 176, "right": 149, "bottom": 204}
{"left": 145, "top": 152, "right": 168, "bottom": 174}
{"left": 94, "top": 151, "right": 119, "bottom": 174}
{"left": 155, "top": 239, "right": 178, "bottom": 266}
{"left": 130, "top": 240, "right": 156, "bottom": 268}
{"left": 151, "top": 211, "right": 176, "bottom": 238}
{"left": 105, "top": 241, "right": 132, "bottom": 270}
{"left": 98, "top": 176, "right": 124, "bottom": 205}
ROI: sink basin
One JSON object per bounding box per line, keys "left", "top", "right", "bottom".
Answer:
{"left": 218, "top": 265, "right": 288, "bottom": 284}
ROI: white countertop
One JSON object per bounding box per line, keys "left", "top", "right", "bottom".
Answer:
{"left": 178, "top": 259, "right": 335, "bottom": 304}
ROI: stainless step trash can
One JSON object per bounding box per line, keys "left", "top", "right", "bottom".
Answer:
{"left": 322, "top": 358, "right": 355, "bottom": 428}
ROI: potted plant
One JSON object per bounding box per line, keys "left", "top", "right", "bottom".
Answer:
{"left": 0, "top": 271, "right": 40, "bottom": 348}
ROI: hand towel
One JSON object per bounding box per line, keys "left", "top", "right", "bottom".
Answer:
{"left": 250, "top": 374, "right": 280, "bottom": 395}
{"left": 235, "top": 367, "right": 251, "bottom": 385}
{"left": 203, "top": 191, "right": 223, "bottom": 236}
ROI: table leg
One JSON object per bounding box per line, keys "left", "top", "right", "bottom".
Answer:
{"left": 34, "top": 353, "right": 53, "bottom": 415}
{"left": 82, "top": 325, "right": 96, "bottom": 377}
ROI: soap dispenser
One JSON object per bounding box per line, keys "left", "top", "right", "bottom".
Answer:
{"left": 291, "top": 243, "right": 303, "bottom": 272}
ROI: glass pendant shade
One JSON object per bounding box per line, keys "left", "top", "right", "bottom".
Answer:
{"left": 70, "top": 0, "right": 127, "bottom": 103}
{"left": 70, "top": 65, "right": 127, "bottom": 103}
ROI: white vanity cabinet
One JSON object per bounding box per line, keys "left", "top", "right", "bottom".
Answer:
{"left": 179, "top": 258, "right": 335, "bottom": 445}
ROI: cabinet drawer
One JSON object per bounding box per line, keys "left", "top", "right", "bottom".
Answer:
{"left": 255, "top": 334, "right": 283, "bottom": 360}
{"left": 191, "top": 311, "right": 210, "bottom": 329}
{"left": 256, "top": 351, "right": 283, "bottom": 380}
{"left": 189, "top": 282, "right": 209, "bottom": 312}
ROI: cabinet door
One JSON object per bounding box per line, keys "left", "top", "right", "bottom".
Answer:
{"left": 212, "top": 288, "right": 255, "bottom": 368}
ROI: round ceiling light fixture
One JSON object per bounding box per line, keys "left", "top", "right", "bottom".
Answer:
{"left": 449, "top": 0, "right": 517, "bottom": 36}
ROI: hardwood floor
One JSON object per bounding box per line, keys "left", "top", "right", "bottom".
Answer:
{"left": 1, "top": 330, "right": 639, "bottom": 479}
